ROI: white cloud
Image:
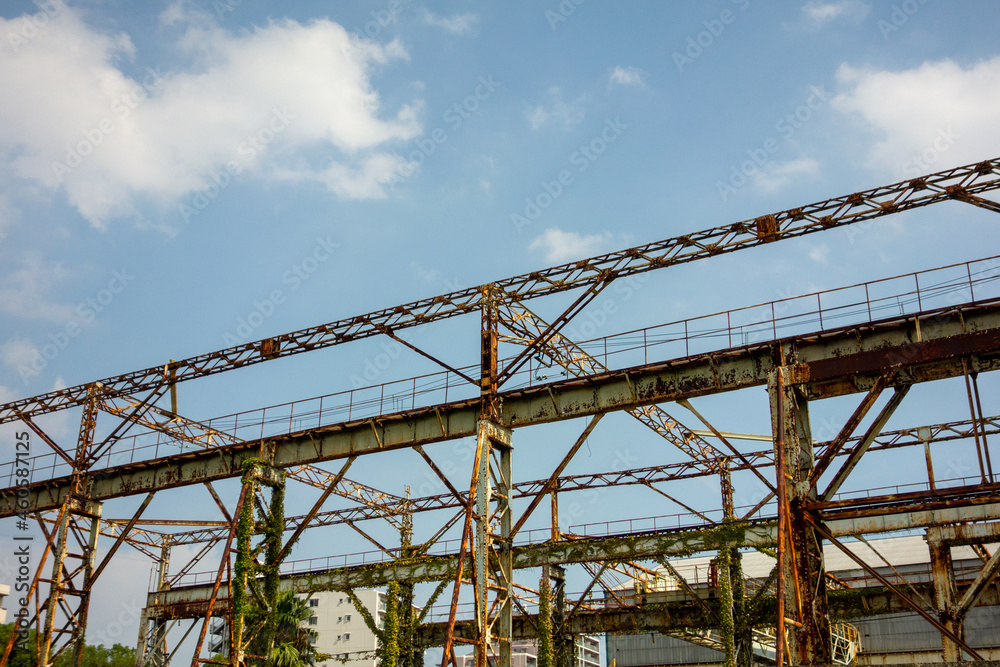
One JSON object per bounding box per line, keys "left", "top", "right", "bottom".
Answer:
{"left": 833, "top": 57, "right": 1000, "bottom": 177}
{"left": 0, "top": 254, "right": 76, "bottom": 322}
{"left": 750, "top": 157, "right": 821, "bottom": 192}
{"left": 0, "top": 6, "right": 422, "bottom": 229}
{"left": 526, "top": 87, "right": 586, "bottom": 131}
{"left": 528, "top": 227, "right": 627, "bottom": 264}
{"left": 801, "top": 1, "right": 869, "bottom": 27}
{"left": 423, "top": 10, "right": 479, "bottom": 35}
{"left": 608, "top": 66, "right": 645, "bottom": 88}
{"left": 0, "top": 193, "right": 16, "bottom": 240}
{"left": 809, "top": 244, "right": 830, "bottom": 264}
{"left": 0, "top": 338, "right": 41, "bottom": 372}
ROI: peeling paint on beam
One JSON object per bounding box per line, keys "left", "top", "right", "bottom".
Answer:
{"left": 4, "top": 303, "right": 1000, "bottom": 517}
{"left": 146, "top": 501, "right": 1000, "bottom": 617}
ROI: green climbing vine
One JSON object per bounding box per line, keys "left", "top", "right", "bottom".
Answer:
{"left": 716, "top": 548, "right": 735, "bottom": 667}
{"left": 381, "top": 581, "right": 401, "bottom": 667}
{"left": 537, "top": 573, "right": 554, "bottom": 667}
{"left": 231, "top": 459, "right": 287, "bottom": 666}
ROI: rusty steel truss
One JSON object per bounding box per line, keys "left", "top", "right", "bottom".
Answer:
{"left": 1, "top": 158, "right": 1000, "bottom": 667}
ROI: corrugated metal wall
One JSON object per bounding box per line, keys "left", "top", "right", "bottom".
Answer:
{"left": 606, "top": 634, "right": 721, "bottom": 666}
{"left": 605, "top": 606, "right": 1000, "bottom": 664}
{"left": 857, "top": 606, "right": 1000, "bottom": 653}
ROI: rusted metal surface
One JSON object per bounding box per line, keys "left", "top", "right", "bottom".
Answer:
{"left": 6, "top": 301, "right": 1000, "bottom": 520}
{"left": 0, "top": 159, "right": 999, "bottom": 665}
{"left": 4, "top": 158, "right": 997, "bottom": 427}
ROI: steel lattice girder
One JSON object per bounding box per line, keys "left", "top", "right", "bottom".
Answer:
{"left": 94, "top": 410, "right": 1000, "bottom": 550}
{"left": 4, "top": 300, "right": 1000, "bottom": 518}
{"left": 143, "top": 498, "right": 1000, "bottom": 620}
{"left": 1, "top": 158, "right": 998, "bottom": 426}
{"left": 409, "top": 583, "right": 1000, "bottom": 647}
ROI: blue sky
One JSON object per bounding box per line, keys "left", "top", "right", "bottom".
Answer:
{"left": 1, "top": 0, "right": 1000, "bottom": 658}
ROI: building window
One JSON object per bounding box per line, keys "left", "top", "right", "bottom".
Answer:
{"left": 308, "top": 617, "right": 317, "bottom": 626}
{"left": 338, "top": 616, "right": 343, "bottom": 623}
{"left": 337, "top": 635, "right": 342, "bottom": 642}
{"left": 344, "top": 633, "right": 351, "bottom": 641}
{"left": 309, "top": 598, "right": 319, "bottom": 607}
{"left": 345, "top": 614, "right": 351, "bottom": 622}
{"left": 309, "top": 636, "right": 317, "bottom": 645}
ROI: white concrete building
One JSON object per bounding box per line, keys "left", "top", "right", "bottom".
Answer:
{"left": 455, "top": 637, "right": 601, "bottom": 667}
{"left": 0, "top": 583, "right": 10, "bottom": 624}
{"left": 306, "top": 588, "right": 387, "bottom": 667}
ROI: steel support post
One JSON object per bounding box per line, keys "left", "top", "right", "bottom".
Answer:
{"left": 768, "top": 367, "right": 831, "bottom": 665}
{"left": 136, "top": 545, "right": 171, "bottom": 667}
{"left": 548, "top": 564, "right": 572, "bottom": 667}
{"left": 928, "top": 537, "right": 963, "bottom": 661}
{"left": 473, "top": 420, "right": 513, "bottom": 667}
{"left": 473, "top": 287, "right": 513, "bottom": 667}
{"left": 41, "top": 495, "right": 103, "bottom": 667}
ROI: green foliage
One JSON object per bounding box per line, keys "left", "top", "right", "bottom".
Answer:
{"left": 0, "top": 625, "right": 136, "bottom": 667}
{"left": 379, "top": 581, "right": 400, "bottom": 667}
{"left": 243, "top": 591, "right": 325, "bottom": 667}
{"left": 0, "top": 623, "right": 37, "bottom": 667}
{"left": 536, "top": 574, "right": 554, "bottom": 667}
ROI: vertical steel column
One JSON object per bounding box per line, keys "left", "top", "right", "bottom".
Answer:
{"left": 497, "top": 438, "right": 513, "bottom": 667}
{"left": 548, "top": 564, "right": 572, "bottom": 667}
{"left": 768, "top": 366, "right": 831, "bottom": 665}
{"left": 474, "top": 420, "right": 491, "bottom": 667}
{"left": 474, "top": 285, "right": 513, "bottom": 667}
{"left": 41, "top": 496, "right": 103, "bottom": 667}
{"left": 136, "top": 546, "right": 170, "bottom": 667}
{"left": 928, "top": 536, "right": 962, "bottom": 662}
{"left": 73, "top": 501, "right": 102, "bottom": 667}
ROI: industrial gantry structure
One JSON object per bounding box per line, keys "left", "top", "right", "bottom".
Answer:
{"left": 2, "top": 158, "right": 1000, "bottom": 667}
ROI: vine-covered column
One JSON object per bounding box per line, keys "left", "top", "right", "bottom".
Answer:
{"left": 232, "top": 459, "right": 286, "bottom": 667}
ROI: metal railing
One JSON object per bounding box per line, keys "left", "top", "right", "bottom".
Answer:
{"left": 5, "top": 255, "right": 999, "bottom": 487}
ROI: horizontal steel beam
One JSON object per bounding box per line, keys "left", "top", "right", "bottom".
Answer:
{"left": 145, "top": 497, "right": 1000, "bottom": 619}
{"left": 5, "top": 302, "right": 1000, "bottom": 518}
{"left": 4, "top": 158, "right": 997, "bottom": 425}
{"left": 410, "top": 583, "right": 1000, "bottom": 646}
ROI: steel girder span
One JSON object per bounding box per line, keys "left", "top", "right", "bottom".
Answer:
{"left": 0, "top": 158, "right": 998, "bottom": 667}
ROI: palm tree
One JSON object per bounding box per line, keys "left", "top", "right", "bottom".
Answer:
{"left": 244, "top": 591, "right": 327, "bottom": 667}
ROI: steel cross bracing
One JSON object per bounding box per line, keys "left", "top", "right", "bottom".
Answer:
{"left": 1, "top": 158, "right": 998, "bottom": 426}
{"left": 129, "top": 314, "right": 1000, "bottom": 665}
{"left": 7, "top": 288, "right": 1000, "bottom": 521}
{"left": 91, "top": 412, "right": 1000, "bottom": 552}
{"left": 495, "top": 299, "right": 726, "bottom": 469}
{"left": 99, "top": 384, "right": 408, "bottom": 525}
{"left": 1, "top": 159, "right": 999, "bottom": 667}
